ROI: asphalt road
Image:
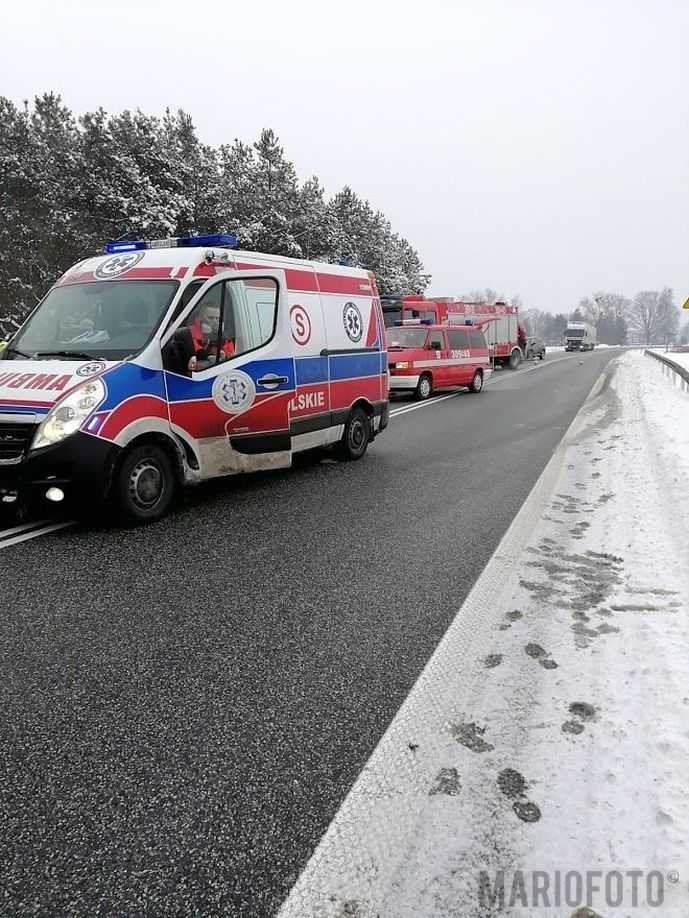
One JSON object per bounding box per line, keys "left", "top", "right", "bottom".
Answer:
{"left": 0, "top": 349, "right": 621, "bottom": 917}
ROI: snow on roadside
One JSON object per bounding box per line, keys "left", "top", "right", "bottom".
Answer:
{"left": 386, "top": 351, "right": 689, "bottom": 917}
{"left": 281, "top": 352, "right": 689, "bottom": 918}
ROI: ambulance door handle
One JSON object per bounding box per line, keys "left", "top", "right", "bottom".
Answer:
{"left": 258, "top": 374, "right": 288, "bottom": 389}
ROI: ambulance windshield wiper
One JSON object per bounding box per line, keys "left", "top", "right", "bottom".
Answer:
{"left": 4, "top": 346, "right": 32, "bottom": 359}
{"left": 35, "top": 350, "right": 101, "bottom": 361}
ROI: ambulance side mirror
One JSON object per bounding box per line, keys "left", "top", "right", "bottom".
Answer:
{"left": 163, "top": 326, "right": 195, "bottom": 375}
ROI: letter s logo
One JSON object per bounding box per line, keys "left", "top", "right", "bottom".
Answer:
{"left": 290, "top": 305, "right": 311, "bottom": 346}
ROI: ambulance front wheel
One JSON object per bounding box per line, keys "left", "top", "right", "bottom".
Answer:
{"left": 112, "top": 442, "right": 176, "bottom": 524}
{"left": 336, "top": 407, "right": 370, "bottom": 461}
{"left": 415, "top": 374, "right": 432, "bottom": 400}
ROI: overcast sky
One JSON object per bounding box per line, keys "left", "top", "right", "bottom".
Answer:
{"left": 2, "top": 0, "right": 687, "bottom": 313}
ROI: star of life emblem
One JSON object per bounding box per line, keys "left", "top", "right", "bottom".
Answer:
{"left": 343, "top": 302, "right": 363, "bottom": 342}
{"left": 212, "top": 370, "right": 256, "bottom": 414}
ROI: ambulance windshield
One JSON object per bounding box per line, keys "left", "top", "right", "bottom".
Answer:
{"left": 386, "top": 328, "right": 428, "bottom": 349}
{"left": 8, "top": 280, "right": 179, "bottom": 360}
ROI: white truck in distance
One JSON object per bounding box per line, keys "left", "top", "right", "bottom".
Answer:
{"left": 564, "top": 321, "right": 596, "bottom": 351}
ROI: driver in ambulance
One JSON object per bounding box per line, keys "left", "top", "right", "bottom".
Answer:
{"left": 187, "top": 301, "right": 235, "bottom": 372}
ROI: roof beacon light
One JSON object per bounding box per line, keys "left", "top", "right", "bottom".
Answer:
{"left": 104, "top": 240, "right": 148, "bottom": 254}
{"left": 104, "top": 233, "right": 237, "bottom": 254}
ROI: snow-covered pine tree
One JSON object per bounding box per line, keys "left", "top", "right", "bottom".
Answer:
{"left": 0, "top": 95, "right": 430, "bottom": 336}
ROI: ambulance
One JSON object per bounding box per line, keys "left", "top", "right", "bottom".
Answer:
{"left": 0, "top": 234, "right": 389, "bottom": 523}
{"left": 387, "top": 320, "right": 491, "bottom": 399}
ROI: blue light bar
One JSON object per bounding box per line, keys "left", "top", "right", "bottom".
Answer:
{"left": 178, "top": 233, "right": 237, "bottom": 248}
{"left": 104, "top": 240, "right": 147, "bottom": 254}
{"left": 104, "top": 233, "right": 237, "bottom": 254}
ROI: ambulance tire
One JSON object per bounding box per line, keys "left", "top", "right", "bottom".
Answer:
{"left": 112, "top": 442, "right": 176, "bottom": 525}
{"left": 336, "top": 407, "right": 370, "bottom": 461}
{"left": 468, "top": 370, "right": 483, "bottom": 393}
{"left": 415, "top": 374, "right": 433, "bottom": 400}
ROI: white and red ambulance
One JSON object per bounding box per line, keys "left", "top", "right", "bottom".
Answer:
{"left": 0, "top": 234, "right": 389, "bottom": 523}
{"left": 386, "top": 320, "right": 491, "bottom": 399}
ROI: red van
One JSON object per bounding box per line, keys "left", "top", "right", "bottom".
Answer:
{"left": 386, "top": 322, "right": 491, "bottom": 400}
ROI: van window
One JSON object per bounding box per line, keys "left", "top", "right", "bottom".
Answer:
{"left": 469, "top": 330, "right": 486, "bottom": 349}
{"left": 183, "top": 277, "right": 279, "bottom": 368}
{"left": 447, "top": 328, "right": 469, "bottom": 349}
{"left": 428, "top": 330, "right": 446, "bottom": 350}
{"left": 386, "top": 327, "right": 427, "bottom": 348}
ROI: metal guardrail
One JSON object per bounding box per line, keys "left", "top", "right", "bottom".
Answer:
{"left": 645, "top": 348, "right": 689, "bottom": 392}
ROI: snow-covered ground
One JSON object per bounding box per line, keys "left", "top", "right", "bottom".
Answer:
{"left": 280, "top": 351, "right": 689, "bottom": 918}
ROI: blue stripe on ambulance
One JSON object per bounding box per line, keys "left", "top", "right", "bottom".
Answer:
{"left": 295, "top": 356, "right": 329, "bottom": 385}
{"left": 165, "top": 357, "right": 296, "bottom": 403}
{"left": 328, "top": 352, "right": 385, "bottom": 380}
{"left": 99, "top": 362, "right": 167, "bottom": 411}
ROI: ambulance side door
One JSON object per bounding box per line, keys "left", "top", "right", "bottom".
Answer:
{"left": 162, "top": 270, "right": 296, "bottom": 478}
{"left": 284, "top": 269, "right": 331, "bottom": 446}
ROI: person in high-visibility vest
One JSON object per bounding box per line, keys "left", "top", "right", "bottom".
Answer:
{"left": 187, "top": 301, "right": 235, "bottom": 372}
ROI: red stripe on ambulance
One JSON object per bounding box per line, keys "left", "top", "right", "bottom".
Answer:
{"left": 99, "top": 396, "right": 169, "bottom": 439}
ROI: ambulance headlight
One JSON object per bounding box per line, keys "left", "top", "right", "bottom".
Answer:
{"left": 32, "top": 379, "right": 106, "bottom": 450}
{"left": 395, "top": 362, "right": 410, "bottom": 369}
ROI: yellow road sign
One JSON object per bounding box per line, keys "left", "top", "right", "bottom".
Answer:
{"left": 683, "top": 295, "right": 689, "bottom": 310}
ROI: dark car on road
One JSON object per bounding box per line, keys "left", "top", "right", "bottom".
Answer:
{"left": 526, "top": 336, "right": 546, "bottom": 360}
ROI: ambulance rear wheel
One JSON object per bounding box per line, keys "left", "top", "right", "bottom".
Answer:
{"left": 113, "top": 443, "right": 175, "bottom": 524}
{"left": 337, "top": 407, "right": 370, "bottom": 461}
{"left": 415, "top": 374, "right": 432, "bottom": 400}
{"left": 468, "top": 370, "right": 483, "bottom": 393}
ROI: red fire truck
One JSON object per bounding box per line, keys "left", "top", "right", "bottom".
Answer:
{"left": 381, "top": 295, "right": 527, "bottom": 369}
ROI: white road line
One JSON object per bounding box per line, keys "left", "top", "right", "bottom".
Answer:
{"left": 486, "top": 353, "right": 573, "bottom": 384}
{"left": 0, "top": 520, "right": 74, "bottom": 549}
{"left": 0, "top": 519, "right": 54, "bottom": 541}
{"left": 390, "top": 392, "right": 462, "bottom": 417}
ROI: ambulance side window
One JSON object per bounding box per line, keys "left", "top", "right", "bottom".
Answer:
{"left": 222, "top": 277, "right": 278, "bottom": 357}
{"left": 167, "top": 280, "right": 204, "bottom": 329}
{"left": 179, "top": 281, "right": 204, "bottom": 313}
{"left": 182, "top": 277, "right": 279, "bottom": 369}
